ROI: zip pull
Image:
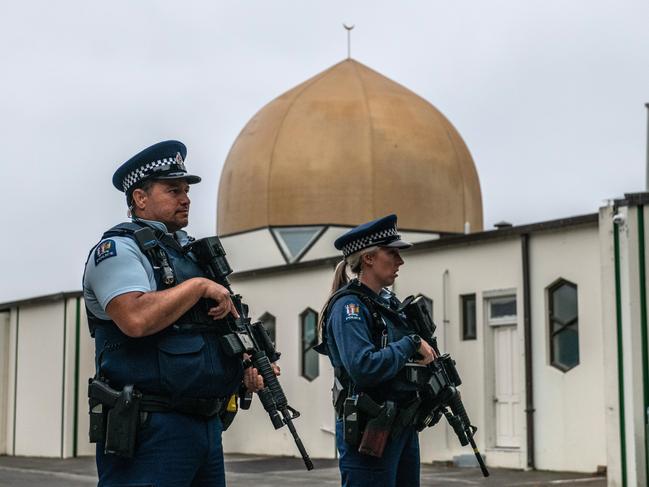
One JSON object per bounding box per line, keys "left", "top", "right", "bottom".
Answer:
{"left": 381, "top": 329, "right": 388, "bottom": 348}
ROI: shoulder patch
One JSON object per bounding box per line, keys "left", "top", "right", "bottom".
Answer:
{"left": 344, "top": 302, "right": 361, "bottom": 321}
{"left": 94, "top": 239, "right": 117, "bottom": 265}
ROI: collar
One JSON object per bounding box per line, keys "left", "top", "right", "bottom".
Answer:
{"left": 351, "top": 279, "right": 394, "bottom": 305}
{"left": 131, "top": 217, "right": 191, "bottom": 246}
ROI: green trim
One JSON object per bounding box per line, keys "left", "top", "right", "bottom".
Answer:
{"left": 614, "top": 221, "right": 628, "bottom": 487}
{"left": 638, "top": 206, "right": 649, "bottom": 485}
{"left": 72, "top": 298, "right": 81, "bottom": 457}
{"left": 12, "top": 308, "right": 19, "bottom": 455}
{"left": 60, "top": 299, "right": 67, "bottom": 457}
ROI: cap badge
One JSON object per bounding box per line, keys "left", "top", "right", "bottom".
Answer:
{"left": 175, "top": 152, "right": 186, "bottom": 171}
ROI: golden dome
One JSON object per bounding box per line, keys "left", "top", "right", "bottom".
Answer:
{"left": 217, "top": 59, "right": 483, "bottom": 235}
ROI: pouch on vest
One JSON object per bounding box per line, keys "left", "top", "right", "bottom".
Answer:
{"left": 390, "top": 396, "right": 422, "bottom": 440}
{"left": 332, "top": 374, "right": 347, "bottom": 415}
{"left": 157, "top": 334, "right": 207, "bottom": 397}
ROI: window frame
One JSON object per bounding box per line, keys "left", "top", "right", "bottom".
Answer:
{"left": 487, "top": 295, "right": 517, "bottom": 327}
{"left": 548, "top": 279, "right": 580, "bottom": 372}
{"left": 461, "top": 293, "right": 477, "bottom": 341}
{"left": 299, "top": 307, "right": 320, "bottom": 381}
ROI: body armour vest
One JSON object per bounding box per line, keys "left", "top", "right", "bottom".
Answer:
{"left": 86, "top": 222, "right": 243, "bottom": 400}
{"left": 318, "top": 280, "right": 418, "bottom": 404}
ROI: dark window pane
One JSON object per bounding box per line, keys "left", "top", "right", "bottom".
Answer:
{"left": 300, "top": 309, "right": 319, "bottom": 381}
{"left": 275, "top": 227, "right": 321, "bottom": 259}
{"left": 552, "top": 284, "right": 578, "bottom": 323}
{"left": 303, "top": 348, "right": 319, "bottom": 381}
{"left": 303, "top": 312, "right": 317, "bottom": 344}
{"left": 552, "top": 325, "right": 579, "bottom": 370}
{"left": 462, "top": 294, "right": 476, "bottom": 340}
{"left": 490, "top": 298, "right": 516, "bottom": 319}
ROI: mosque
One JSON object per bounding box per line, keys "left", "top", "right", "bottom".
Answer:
{"left": 0, "top": 58, "right": 647, "bottom": 487}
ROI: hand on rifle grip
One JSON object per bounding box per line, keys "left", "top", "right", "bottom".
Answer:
{"left": 243, "top": 367, "right": 264, "bottom": 393}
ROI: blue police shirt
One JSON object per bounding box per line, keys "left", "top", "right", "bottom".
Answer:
{"left": 83, "top": 218, "right": 190, "bottom": 319}
{"left": 326, "top": 284, "right": 417, "bottom": 393}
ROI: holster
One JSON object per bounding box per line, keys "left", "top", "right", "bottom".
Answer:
{"left": 343, "top": 397, "right": 362, "bottom": 447}
{"left": 358, "top": 399, "right": 397, "bottom": 458}
{"left": 104, "top": 384, "right": 141, "bottom": 458}
{"left": 88, "top": 379, "right": 142, "bottom": 458}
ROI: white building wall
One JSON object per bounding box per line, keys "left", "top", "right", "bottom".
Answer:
{"left": 221, "top": 229, "right": 285, "bottom": 272}
{"left": 13, "top": 302, "right": 66, "bottom": 456}
{"left": 529, "top": 226, "right": 606, "bottom": 472}
{"left": 5, "top": 309, "right": 18, "bottom": 455}
{"left": 77, "top": 303, "right": 95, "bottom": 457}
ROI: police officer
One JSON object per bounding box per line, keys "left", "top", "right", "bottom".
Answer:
{"left": 316, "top": 214, "right": 437, "bottom": 487}
{"left": 83, "top": 140, "right": 262, "bottom": 486}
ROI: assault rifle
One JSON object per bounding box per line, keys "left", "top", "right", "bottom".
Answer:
{"left": 400, "top": 295, "right": 490, "bottom": 478}
{"left": 185, "top": 236, "right": 314, "bottom": 471}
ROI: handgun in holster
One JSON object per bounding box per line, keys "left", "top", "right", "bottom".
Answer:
{"left": 356, "top": 395, "right": 397, "bottom": 458}
{"left": 88, "top": 379, "right": 141, "bottom": 458}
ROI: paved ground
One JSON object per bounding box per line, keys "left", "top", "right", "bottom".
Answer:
{"left": 0, "top": 454, "right": 606, "bottom": 486}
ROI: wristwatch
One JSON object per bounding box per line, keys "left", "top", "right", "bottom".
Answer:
{"left": 409, "top": 334, "right": 422, "bottom": 348}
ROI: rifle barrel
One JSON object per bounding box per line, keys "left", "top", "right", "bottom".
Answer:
{"left": 468, "top": 436, "right": 490, "bottom": 477}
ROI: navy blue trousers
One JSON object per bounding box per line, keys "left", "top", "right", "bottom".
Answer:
{"left": 335, "top": 419, "right": 420, "bottom": 487}
{"left": 96, "top": 412, "right": 225, "bottom": 487}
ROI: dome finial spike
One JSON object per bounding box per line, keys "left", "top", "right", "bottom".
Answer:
{"left": 343, "top": 23, "right": 355, "bottom": 59}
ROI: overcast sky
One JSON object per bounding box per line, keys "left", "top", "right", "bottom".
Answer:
{"left": 1, "top": 0, "right": 648, "bottom": 303}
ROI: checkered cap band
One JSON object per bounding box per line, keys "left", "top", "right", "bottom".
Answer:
{"left": 342, "top": 227, "right": 399, "bottom": 257}
{"left": 122, "top": 157, "right": 184, "bottom": 193}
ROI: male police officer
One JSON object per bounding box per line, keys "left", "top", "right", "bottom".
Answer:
{"left": 83, "top": 140, "right": 259, "bottom": 486}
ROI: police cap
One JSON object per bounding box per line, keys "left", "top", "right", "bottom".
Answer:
{"left": 112, "top": 140, "right": 201, "bottom": 197}
{"left": 334, "top": 214, "right": 412, "bottom": 257}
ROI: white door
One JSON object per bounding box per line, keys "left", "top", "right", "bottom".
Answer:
{"left": 488, "top": 296, "right": 520, "bottom": 448}
{"left": 493, "top": 324, "right": 520, "bottom": 447}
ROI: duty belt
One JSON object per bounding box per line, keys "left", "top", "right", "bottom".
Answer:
{"left": 139, "top": 393, "right": 227, "bottom": 417}
{"left": 88, "top": 379, "right": 226, "bottom": 418}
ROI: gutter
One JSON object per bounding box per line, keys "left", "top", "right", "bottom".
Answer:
{"left": 521, "top": 233, "right": 535, "bottom": 469}
{"left": 614, "top": 219, "right": 628, "bottom": 487}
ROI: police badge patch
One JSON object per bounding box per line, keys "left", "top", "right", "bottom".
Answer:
{"left": 95, "top": 239, "right": 117, "bottom": 265}
{"left": 175, "top": 151, "right": 186, "bottom": 171}
{"left": 344, "top": 303, "right": 361, "bottom": 321}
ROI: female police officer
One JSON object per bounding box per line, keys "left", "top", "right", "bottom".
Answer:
{"left": 316, "top": 214, "right": 436, "bottom": 487}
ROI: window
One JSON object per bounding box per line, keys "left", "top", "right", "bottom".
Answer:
{"left": 548, "top": 280, "right": 579, "bottom": 371}
{"left": 300, "top": 308, "right": 319, "bottom": 381}
{"left": 461, "top": 294, "right": 477, "bottom": 340}
{"left": 258, "top": 312, "right": 276, "bottom": 346}
{"left": 488, "top": 296, "right": 517, "bottom": 325}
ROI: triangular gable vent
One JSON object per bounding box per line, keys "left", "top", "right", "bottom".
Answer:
{"left": 271, "top": 226, "right": 325, "bottom": 263}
